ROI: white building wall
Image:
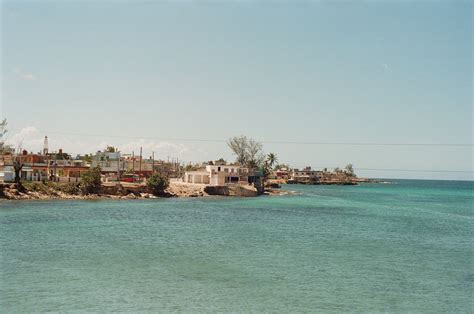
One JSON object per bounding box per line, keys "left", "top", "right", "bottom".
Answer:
{"left": 184, "top": 171, "right": 210, "bottom": 184}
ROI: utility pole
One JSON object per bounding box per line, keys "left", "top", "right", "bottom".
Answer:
{"left": 152, "top": 151, "right": 155, "bottom": 174}
{"left": 117, "top": 150, "right": 120, "bottom": 182}
{"left": 53, "top": 152, "right": 57, "bottom": 182}
{"left": 139, "top": 146, "right": 142, "bottom": 175}
{"left": 132, "top": 151, "right": 135, "bottom": 183}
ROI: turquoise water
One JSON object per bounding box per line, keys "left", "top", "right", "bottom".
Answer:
{"left": 1, "top": 180, "right": 472, "bottom": 312}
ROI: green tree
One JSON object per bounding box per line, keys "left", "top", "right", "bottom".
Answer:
{"left": 81, "top": 154, "right": 93, "bottom": 163}
{"left": 345, "top": 163, "right": 355, "bottom": 177}
{"left": 215, "top": 157, "right": 226, "bottom": 165}
{"left": 105, "top": 146, "right": 117, "bottom": 153}
{"left": 80, "top": 166, "right": 102, "bottom": 194}
{"left": 13, "top": 159, "right": 23, "bottom": 184}
{"left": 147, "top": 173, "right": 169, "bottom": 195}
{"left": 266, "top": 153, "right": 278, "bottom": 169}
{"left": 0, "top": 118, "right": 12, "bottom": 154}
{"left": 274, "top": 163, "right": 290, "bottom": 170}
{"left": 227, "top": 136, "right": 264, "bottom": 168}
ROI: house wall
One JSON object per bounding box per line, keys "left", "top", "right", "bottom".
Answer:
{"left": 210, "top": 173, "right": 225, "bottom": 186}
{"left": 0, "top": 168, "right": 14, "bottom": 182}
{"left": 91, "top": 152, "right": 123, "bottom": 173}
{"left": 185, "top": 166, "right": 252, "bottom": 186}
{"left": 206, "top": 165, "right": 243, "bottom": 174}
{"left": 184, "top": 171, "right": 210, "bottom": 184}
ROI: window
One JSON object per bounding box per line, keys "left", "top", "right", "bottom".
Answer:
{"left": 218, "top": 167, "right": 221, "bottom": 171}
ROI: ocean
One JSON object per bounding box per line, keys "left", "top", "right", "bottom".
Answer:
{"left": 0, "top": 180, "right": 472, "bottom": 312}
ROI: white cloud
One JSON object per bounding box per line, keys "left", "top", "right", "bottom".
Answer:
{"left": 119, "top": 139, "right": 190, "bottom": 160}
{"left": 4, "top": 128, "right": 197, "bottom": 161}
{"left": 22, "top": 73, "right": 35, "bottom": 80}
{"left": 13, "top": 68, "right": 36, "bottom": 80}
{"left": 381, "top": 63, "right": 392, "bottom": 73}
{"left": 5, "top": 126, "right": 43, "bottom": 152}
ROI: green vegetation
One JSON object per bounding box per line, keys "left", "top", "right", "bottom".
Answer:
{"left": 185, "top": 163, "right": 200, "bottom": 172}
{"left": 262, "top": 153, "right": 278, "bottom": 181}
{"left": 275, "top": 163, "right": 290, "bottom": 170}
{"left": 59, "top": 182, "right": 82, "bottom": 194}
{"left": 12, "top": 160, "right": 22, "bottom": 184}
{"left": 105, "top": 146, "right": 117, "bottom": 153}
{"left": 0, "top": 118, "right": 12, "bottom": 154}
{"left": 266, "top": 153, "right": 278, "bottom": 169}
{"left": 22, "top": 181, "right": 81, "bottom": 195}
{"left": 227, "top": 136, "right": 264, "bottom": 168}
{"left": 80, "top": 166, "right": 102, "bottom": 194}
{"left": 147, "top": 173, "right": 169, "bottom": 195}
{"left": 81, "top": 154, "right": 93, "bottom": 163}
{"left": 345, "top": 163, "right": 356, "bottom": 177}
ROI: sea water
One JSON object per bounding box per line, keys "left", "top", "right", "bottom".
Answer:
{"left": 1, "top": 180, "right": 472, "bottom": 312}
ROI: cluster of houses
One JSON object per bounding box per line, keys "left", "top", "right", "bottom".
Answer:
{"left": 271, "top": 166, "right": 323, "bottom": 183}
{"left": 0, "top": 136, "right": 350, "bottom": 187}
{"left": 0, "top": 136, "right": 263, "bottom": 187}
{"left": 270, "top": 166, "right": 354, "bottom": 184}
{"left": 0, "top": 136, "right": 181, "bottom": 184}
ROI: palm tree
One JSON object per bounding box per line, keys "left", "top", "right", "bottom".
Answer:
{"left": 266, "top": 153, "right": 278, "bottom": 169}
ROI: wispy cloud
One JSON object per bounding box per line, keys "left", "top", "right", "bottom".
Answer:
{"left": 119, "top": 139, "right": 190, "bottom": 160}
{"left": 4, "top": 127, "right": 196, "bottom": 161}
{"left": 381, "top": 63, "right": 392, "bottom": 73}
{"left": 5, "top": 126, "right": 42, "bottom": 152}
{"left": 22, "top": 73, "right": 35, "bottom": 80}
{"left": 13, "top": 68, "right": 36, "bottom": 81}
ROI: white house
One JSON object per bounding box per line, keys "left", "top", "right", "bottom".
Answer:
{"left": 91, "top": 151, "right": 125, "bottom": 174}
{"left": 184, "top": 170, "right": 210, "bottom": 184}
{"left": 184, "top": 165, "right": 251, "bottom": 186}
{"left": 0, "top": 165, "right": 14, "bottom": 182}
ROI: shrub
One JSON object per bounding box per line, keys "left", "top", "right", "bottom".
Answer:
{"left": 23, "top": 182, "right": 48, "bottom": 193}
{"left": 58, "top": 182, "right": 81, "bottom": 194}
{"left": 80, "top": 166, "right": 102, "bottom": 194}
{"left": 147, "top": 173, "right": 169, "bottom": 196}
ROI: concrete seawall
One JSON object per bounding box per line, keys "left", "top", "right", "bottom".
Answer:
{"left": 204, "top": 185, "right": 259, "bottom": 197}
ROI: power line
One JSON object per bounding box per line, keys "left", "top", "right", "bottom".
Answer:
{"left": 175, "top": 160, "right": 473, "bottom": 174}
{"left": 10, "top": 129, "right": 474, "bottom": 147}
{"left": 355, "top": 168, "right": 473, "bottom": 173}
{"left": 324, "top": 167, "right": 472, "bottom": 173}
{"left": 7, "top": 129, "right": 473, "bottom": 174}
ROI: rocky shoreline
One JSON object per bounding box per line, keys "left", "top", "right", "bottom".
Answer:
{"left": 0, "top": 181, "right": 270, "bottom": 201}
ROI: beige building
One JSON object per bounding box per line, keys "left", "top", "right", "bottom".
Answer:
{"left": 291, "top": 167, "right": 323, "bottom": 183}
{"left": 184, "top": 165, "right": 251, "bottom": 186}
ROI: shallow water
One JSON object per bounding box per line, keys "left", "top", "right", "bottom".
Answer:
{"left": 1, "top": 180, "right": 472, "bottom": 312}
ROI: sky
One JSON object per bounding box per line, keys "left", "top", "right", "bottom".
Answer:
{"left": 1, "top": 0, "right": 472, "bottom": 180}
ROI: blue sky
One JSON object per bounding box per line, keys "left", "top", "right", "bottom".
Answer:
{"left": 1, "top": 0, "right": 472, "bottom": 180}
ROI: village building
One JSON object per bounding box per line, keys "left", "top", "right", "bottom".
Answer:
{"left": 91, "top": 151, "right": 126, "bottom": 175}
{"left": 0, "top": 147, "right": 90, "bottom": 183}
{"left": 184, "top": 164, "right": 262, "bottom": 186}
{"left": 290, "top": 167, "right": 323, "bottom": 183}
{"left": 272, "top": 168, "right": 290, "bottom": 180}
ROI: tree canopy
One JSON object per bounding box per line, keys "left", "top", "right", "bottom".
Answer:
{"left": 227, "top": 136, "right": 264, "bottom": 168}
{"left": 105, "top": 146, "right": 117, "bottom": 153}
{"left": 147, "top": 173, "right": 169, "bottom": 196}
{"left": 80, "top": 166, "right": 102, "bottom": 194}
{"left": 345, "top": 163, "right": 356, "bottom": 177}
{"left": 266, "top": 153, "right": 278, "bottom": 169}
{"left": 0, "top": 118, "right": 12, "bottom": 154}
